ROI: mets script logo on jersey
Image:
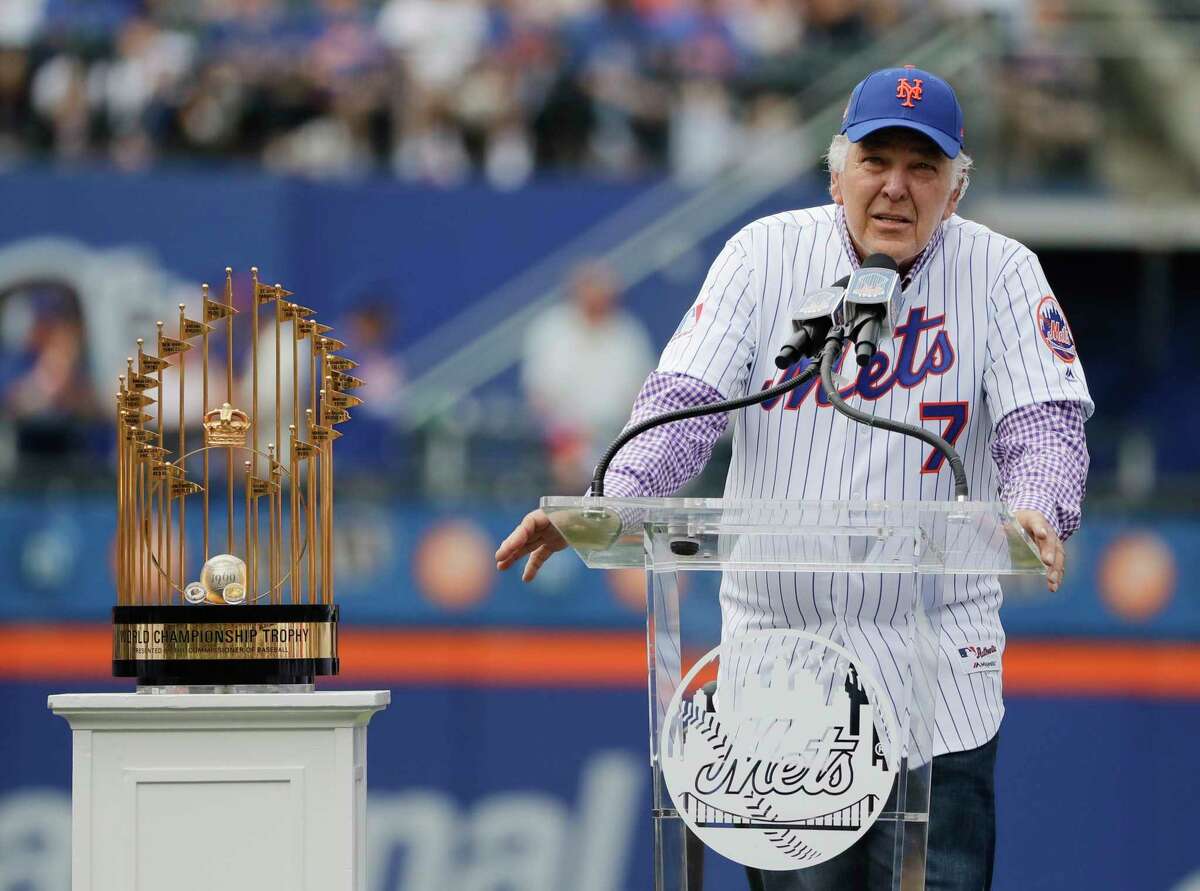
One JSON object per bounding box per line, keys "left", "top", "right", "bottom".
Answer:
{"left": 660, "top": 630, "right": 898, "bottom": 871}
{"left": 1036, "top": 295, "right": 1077, "bottom": 363}
{"left": 896, "top": 77, "right": 924, "bottom": 108}
{"left": 760, "top": 306, "right": 954, "bottom": 410}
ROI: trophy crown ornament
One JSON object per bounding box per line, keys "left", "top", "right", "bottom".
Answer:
{"left": 203, "top": 403, "right": 251, "bottom": 448}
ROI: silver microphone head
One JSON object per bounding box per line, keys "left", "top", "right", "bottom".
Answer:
{"left": 788, "top": 284, "right": 845, "bottom": 328}
{"left": 842, "top": 255, "right": 901, "bottom": 337}
{"left": 775, "top": 276, "right": 852, "bottom": 369}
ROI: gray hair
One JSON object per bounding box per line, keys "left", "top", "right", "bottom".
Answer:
{"left": 826, "top": 133, "right": 972, "bottom": 199}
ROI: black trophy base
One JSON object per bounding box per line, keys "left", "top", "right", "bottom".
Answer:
{"left": 113, "top": 603, "right": 339, "bottom": 687}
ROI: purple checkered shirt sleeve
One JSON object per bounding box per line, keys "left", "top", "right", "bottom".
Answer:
{"left": 600, "top": 372, "right": 728, "bottom": 498}
{"left": 990, "top": 401, "right": 1090, "bottom": 540}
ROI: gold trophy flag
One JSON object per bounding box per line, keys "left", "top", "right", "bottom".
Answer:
{"left": 281, "top": 302, "right": 316, "bottom": 321}
{"left": 324, "top": 390, "right": 363, "bottom": 410}
{"left": 325, "top": 408, "right": 351, "bottom": 425}
{"left": 127, "top": 371, "right": 159, "bottom": 391}
{"left": 319, "top": 337, "right": 347, "bottom": 353}
{"left": 181, "top": 317, "right": 212, "bottom": 338}
{"left": 256, "top": 282, "right": 294, "bottom": 303}
{"left": 138, "top": 354, "right": 169, "bottom": 375}
{"left": 309, "top": 424, "right": 340, "bottom": 442}
{"left": 326, "top": 356, "right": 358, "bottom": 372}
{"left": 151, "top": 461, "right": 184, "bottom": 479}
{"left": 150, "top": 462, "right": 169, "bottom": 479}
{"left": 329, "top": 372, "right": 364, "bottom": 391}
{"left": 160, "top": 335, "right": 192, "bottom": 356}
{"left": 204, "top": 299, "right": 238, "bottom": 322}
{"left": 297, "top": 320, "right": 333, "bottom": 339}
{"left": 119, "top": 392, "right": 156, "bottom": 410}
{"left": 170, "top": 479, "right": 205, "bottom": 498}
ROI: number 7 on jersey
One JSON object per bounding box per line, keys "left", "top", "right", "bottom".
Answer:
{"left": 919, "top": 401, "right": 968, "bottom": 473}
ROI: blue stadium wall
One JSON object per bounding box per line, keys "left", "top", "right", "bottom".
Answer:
{"left": 3, "top": 497, "right": 1199, "bottom": 891}
{"left": 3, "top": 679, "right": 1200, "bottom": 889}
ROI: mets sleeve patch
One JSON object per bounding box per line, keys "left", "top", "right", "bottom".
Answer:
{"left": 1036, "top": 294, "right": 1077, "bottom": 363}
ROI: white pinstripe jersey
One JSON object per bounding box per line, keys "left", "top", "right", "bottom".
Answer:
{"left": 658, "top": 204, "right": 1094, "bottom": 756}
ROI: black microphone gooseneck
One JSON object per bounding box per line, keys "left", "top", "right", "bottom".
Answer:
{"left": 590, "top": 362, "right": 821, "bottom": 497}
{"left": 817, "top": 327, "right": 969, "bottom": 499}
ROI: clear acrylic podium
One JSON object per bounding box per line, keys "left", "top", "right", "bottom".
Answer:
{"left": 543, "top": 497, "right": 1044, "bottom": 891}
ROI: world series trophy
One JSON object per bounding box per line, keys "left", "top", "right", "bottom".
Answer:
{"left": 50, "top": 267, "right": 387, "bottom": 891}
{"left": 111, "top": 266, "right": 363, "bottom": 688}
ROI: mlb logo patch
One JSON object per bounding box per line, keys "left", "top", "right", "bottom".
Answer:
{"left": 1036, "top": 295, "right": 1077, "bottom": 363}
{"left": 957, "top": 643, "right": 1000, "bottom": 675}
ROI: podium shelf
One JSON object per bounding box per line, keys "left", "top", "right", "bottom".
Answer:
{"left": 542, "top": 497, "right": 1045, "bottom": 576}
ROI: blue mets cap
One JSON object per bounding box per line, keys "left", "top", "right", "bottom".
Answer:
{"left": 841, "top": 66, "right": 964, "bottom": 158}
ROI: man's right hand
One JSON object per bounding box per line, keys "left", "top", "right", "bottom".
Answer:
{"left": 495, "top": 509, "right": 568, "bottom": 582}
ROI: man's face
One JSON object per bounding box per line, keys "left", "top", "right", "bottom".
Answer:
{"left": 830, "top": 128, "right": 961, "bottom": 266}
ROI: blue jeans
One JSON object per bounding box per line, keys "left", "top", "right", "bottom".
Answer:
{"left": 758, "top": 733, "right": 998, "bottom": 891}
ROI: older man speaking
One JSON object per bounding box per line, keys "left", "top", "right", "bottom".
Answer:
{"left": 498, "top": 66, "right": 1092, "bottom": 890}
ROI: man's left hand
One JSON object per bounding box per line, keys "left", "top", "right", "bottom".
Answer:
{"left": 1014, "top": 509, "right": 1064, "bottom": 592}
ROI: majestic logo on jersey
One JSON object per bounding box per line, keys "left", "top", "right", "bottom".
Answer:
{"left": 1036, "top": 295, "right": 1076, "bottom": 363}
{"left": 661, "top": 630, "right": 898, "bottom": 871}
{"left": 760, "top": 306, "right": 954, "bottom": 410}
{"left": 896, "top": 77, "right": 924, "bottom": 108}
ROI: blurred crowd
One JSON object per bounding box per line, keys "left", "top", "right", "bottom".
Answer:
{"left": 0, "top": 0, "right": 1138, "bottom": 495}
{"left": 0, "top": 282, "right": 99, "bottom": 469}
{"left": 0, "top": 0, "right": 1103, "bottom": 187}
{"left": 521, "top": 261, "right": 655, "bottom": 489}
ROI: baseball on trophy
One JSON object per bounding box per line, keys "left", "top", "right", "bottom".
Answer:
{"left": 201, "top": 553, "right": 247, "bottom": 601}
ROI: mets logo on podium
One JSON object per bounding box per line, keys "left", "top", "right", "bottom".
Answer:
{"left": 1036, "top": 295, "right": 1077, "bottom": 363}
{"left": 660, "top": 630, "right": 899, "bottom": 871}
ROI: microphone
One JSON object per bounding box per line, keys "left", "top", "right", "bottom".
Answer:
{"left": 774, "top": 275, "right": 851, "bottom": 370}
{"left": 842, "top": 254, "right": 900, "bottom": 367}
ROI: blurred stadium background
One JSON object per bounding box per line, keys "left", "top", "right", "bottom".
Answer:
{"left": 0, "top": 0, "right": 1198, "bottom": 888}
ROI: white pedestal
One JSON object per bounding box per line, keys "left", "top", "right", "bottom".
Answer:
{"left": 48, "top": 691, "right": 390, "bottom": 891}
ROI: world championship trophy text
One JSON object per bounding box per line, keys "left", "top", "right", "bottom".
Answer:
{"left": 112, "top": 267, "right": 362, "bottom": 686}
